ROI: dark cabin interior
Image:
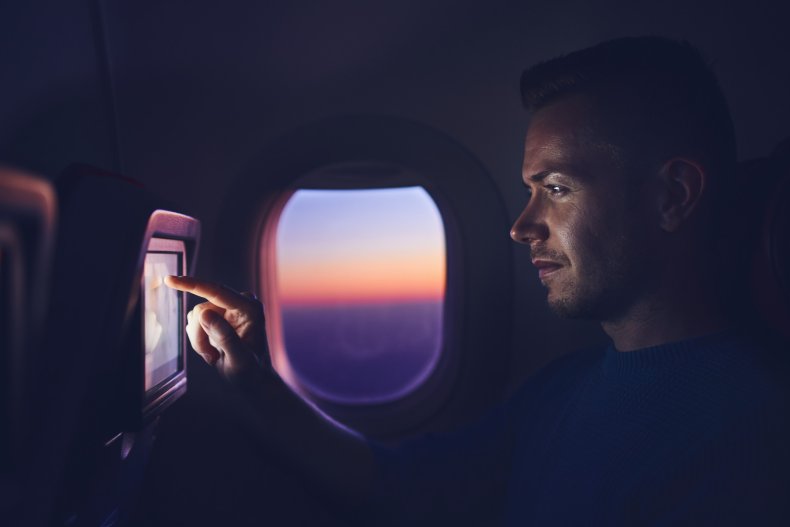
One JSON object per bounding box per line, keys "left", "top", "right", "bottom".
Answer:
{"left": 2, "top": 1, "right": 790, "bottom": 526}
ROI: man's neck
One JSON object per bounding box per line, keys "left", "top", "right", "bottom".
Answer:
{"left": 601, "top": 279, "right": 729, "bottom": 352}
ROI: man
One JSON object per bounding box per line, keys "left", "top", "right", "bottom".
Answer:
{"left": 167, "top": 36, "right": 790, "bottom": 525}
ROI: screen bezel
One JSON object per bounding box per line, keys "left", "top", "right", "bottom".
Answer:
{"left": 121, "top": 209, "right": 199, "bottom": 431}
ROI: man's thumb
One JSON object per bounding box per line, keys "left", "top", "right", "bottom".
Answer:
{"left": 198, "top": 308, "right": 249, "bottom": 369}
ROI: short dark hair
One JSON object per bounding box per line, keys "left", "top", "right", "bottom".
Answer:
{"left": 521, "top": 36, "right": 736, "bottom": 203}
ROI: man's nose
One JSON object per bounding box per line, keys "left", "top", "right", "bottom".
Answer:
{"left": 510, "top": 204, "right": 548, "bottom": 245}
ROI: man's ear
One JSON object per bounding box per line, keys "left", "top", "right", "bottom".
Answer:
{"left": 656, "top": 158, "right": 707, "bottom": 232}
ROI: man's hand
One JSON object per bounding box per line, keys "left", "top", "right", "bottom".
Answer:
{"left": 166, "top": 276, "right": 374, "bottom": 507}
{"left": 164, "top": 276, "right": 270, "bottom": 381}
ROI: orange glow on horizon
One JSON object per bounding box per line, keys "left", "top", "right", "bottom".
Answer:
{"left": 277, "top": 252, "right": 445, "bottom": 306}
{"left": 279, "top": 293, "right": 444, "bottom": 307}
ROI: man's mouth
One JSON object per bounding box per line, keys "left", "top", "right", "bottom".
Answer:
{"left": 532, "top": 260, "right": 563, "bottom": 280}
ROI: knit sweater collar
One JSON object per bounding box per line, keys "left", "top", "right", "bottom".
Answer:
{"left": 601, "top": 330, "right": 739, "bottom": 377}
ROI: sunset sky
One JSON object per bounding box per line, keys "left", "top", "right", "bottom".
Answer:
{"left": 275, "top": 187, "right": 446, "bottom": 306}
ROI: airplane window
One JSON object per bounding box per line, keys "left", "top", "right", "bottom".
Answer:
{"left": 270, "top": 186, "right": 446, "bottom": 404}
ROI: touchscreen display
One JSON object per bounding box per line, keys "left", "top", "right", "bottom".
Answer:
{"left": 143, "top": 251, "right": 182, "bottom": 392}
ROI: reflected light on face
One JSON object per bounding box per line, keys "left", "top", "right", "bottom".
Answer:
{"left": 516, "top": 95, "right": 654, "bottom": 321}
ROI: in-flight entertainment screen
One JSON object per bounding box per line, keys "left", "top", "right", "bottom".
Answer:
{"left": 143, "top": 246, "right": 183, "bottom": 393}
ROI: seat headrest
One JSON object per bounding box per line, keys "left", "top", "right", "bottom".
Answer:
{"left": 741, "top": 137, "right": 790, "bottom": 341}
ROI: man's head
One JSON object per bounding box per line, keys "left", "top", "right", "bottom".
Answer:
{"left": 510, "top": 36, "right": 736, "bottom": 321}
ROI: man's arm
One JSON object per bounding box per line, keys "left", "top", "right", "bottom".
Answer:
{"left": 165, "top": 276, "right": 375, "bottom": 507}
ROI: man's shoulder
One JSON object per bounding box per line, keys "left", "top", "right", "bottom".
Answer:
{"left": 717, "top": 331, "right": 790, "bottom": 402}
{"left": 671, "top": 331, "right": 790, "bottom": 438}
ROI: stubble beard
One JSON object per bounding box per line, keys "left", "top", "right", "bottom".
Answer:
{"left": 547, "top": 274, "right": 609, "bottom": 319}
{"left": 546, "top": 240, "right": 642, "bottom": 322}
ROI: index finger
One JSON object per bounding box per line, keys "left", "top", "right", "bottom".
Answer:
{"left": 164, "top": 275, "right": 246, "bottom": 310}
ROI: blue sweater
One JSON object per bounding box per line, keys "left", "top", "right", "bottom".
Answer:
{"left": 370, "top": 331, "right": 790, "bottom": 525}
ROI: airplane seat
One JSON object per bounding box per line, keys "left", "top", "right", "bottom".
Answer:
{"left": 22, "top": 163, "right": 199, "bottom": 527}
{"left": 738, "top": 137, "right": 790, "bottom": 344}
{"left": 0, "top": 168, "right": 57, "bottom": 526}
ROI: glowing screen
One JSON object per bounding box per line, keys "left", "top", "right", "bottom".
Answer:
{"left": 275, "top": 187, "right": 446, "bottom": 403}
{"left": 143, "top": 251, "right": 182, "bottom": 392}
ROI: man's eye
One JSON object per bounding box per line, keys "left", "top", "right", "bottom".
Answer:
{"left": 546, "top": 184, "right": 568, "bottom": 196}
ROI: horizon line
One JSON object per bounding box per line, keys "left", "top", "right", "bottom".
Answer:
{"left": 279, "top": 296, "right": 444, "bottom": 308}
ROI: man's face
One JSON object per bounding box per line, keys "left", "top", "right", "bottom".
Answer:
{"left": 511, "top": 95, "right": 659, "bottom": 320}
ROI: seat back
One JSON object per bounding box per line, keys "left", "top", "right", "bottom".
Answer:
{"left": 0, "top": 168, "right": 57, "bottom": 524}
{"left": 738, "top": 138, "right": 790, "bottom": 342}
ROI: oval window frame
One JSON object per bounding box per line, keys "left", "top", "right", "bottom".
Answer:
{"left": 213, "top": 115, "right": 513, "bottom": 439}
